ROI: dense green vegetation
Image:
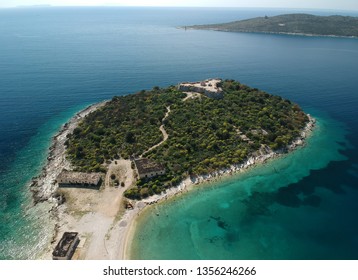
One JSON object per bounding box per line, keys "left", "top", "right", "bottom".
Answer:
{"left": 188, "top": 14, "right": 358, "bottom": 37}
{"left": 65, "top": 87, "right": 186, "bottom": 172}
{"left": 65, "top": 79, "right": 309, "bottom": 199}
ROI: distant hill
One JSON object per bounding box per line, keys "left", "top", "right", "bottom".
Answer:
{"left": 187, "top": 14, "right": 358, "bottom": 37}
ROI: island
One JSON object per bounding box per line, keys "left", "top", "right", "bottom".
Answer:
{"left": 32, "top": 79, "right": 315, "bottom": 259}
{"left": 65, "top": 79, "right": 311, "bottom": 199}
{"left": 185, "top": 14, "right": 358, "bottom": 37}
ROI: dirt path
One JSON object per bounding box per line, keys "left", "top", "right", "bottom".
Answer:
{"left": 141, "top": 106, "right": 171, "bottom": 157}
{"left": 141, "top": 91, "right": 198, "bottom": 157}
{"left": 182, "top": 91, "right": 202, "bottom": 101}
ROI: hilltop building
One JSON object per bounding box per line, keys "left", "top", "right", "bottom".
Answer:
{"left": 52, "top": 232, "right": 80, "bottom": 260}
{"left": 57, "top": 170, "right": 102, "bottom": 189}
{"left": 134, "top": 158, "right": 166, "bottom": 179}
{"left": 178, "top": 79, "right": 224, "bottom": 99}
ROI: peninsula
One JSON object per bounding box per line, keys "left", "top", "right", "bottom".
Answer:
{"left": 185, "top": 14, "right": 358, "bottom": 37}
{"left": 34, "top": 79, "right": 315, "bottom": 259}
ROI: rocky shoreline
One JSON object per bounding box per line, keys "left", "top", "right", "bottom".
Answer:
{"left": 189, "top": 114, "right": 316, "bottom": 185}
{"left": 30, "top": 101, "right": 107, "bottom": 205}
{"left": 27, "top": 101, "right": 108, "bottom": 254}
{"left": 131, "top": 114, "right": 316, "bottom": 203}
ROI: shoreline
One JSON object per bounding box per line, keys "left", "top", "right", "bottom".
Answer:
{"left": 122, "top": 115, "right": 316, "bottom": 259}
{"left": 30, "top": 101, "right": 108, "bottom": 204}
{"left": 28, "top": 101, "right": 108, "bottom": 259}
{"left": 183, "top": 27, "right": 358, "bottom": 39}
{"left": 32, "top": 100, "right": 315, "bottom": 260}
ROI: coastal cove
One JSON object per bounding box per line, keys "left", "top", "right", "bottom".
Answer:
{"left": 0, "top": 7, "right": 357, "bottom": 260}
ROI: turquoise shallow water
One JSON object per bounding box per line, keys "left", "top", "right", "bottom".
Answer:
{"left": 130, "top": 115, "right": 355, "bottom": 259}
{"left": 0, "top": 7, "right": 357, "bottom": 259}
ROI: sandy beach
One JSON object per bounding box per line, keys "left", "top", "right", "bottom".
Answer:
{"left": 33, "top": 97, "right": 315, "bottom": 260}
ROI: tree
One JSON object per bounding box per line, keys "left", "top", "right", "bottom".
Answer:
{"left": 125, "top": 131, "right": 136, "bottom": 143}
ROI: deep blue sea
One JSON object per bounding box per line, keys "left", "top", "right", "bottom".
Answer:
{"left": 0, "top": 7, "right": 357, "bottom": 259}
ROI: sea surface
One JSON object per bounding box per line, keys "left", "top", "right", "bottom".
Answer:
{"left": 0, "top": 7, "right": 357, "bottom": 259}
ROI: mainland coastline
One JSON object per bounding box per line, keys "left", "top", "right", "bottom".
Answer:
{"left": 29, "top": 80, "right": 316, "bottom": 260}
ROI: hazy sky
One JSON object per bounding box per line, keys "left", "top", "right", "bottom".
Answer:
{"left": 1, "top": 0, "right": 357, "bottom": 10}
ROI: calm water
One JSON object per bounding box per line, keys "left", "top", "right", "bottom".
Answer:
{"left": 0, "top": 7, "right": 357, "bottom": 259}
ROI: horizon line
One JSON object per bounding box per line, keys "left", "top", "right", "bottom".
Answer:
{"left": 1, "top": 5, "right": 357, "bottom": 12}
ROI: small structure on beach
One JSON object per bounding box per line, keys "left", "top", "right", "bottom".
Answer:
{"left": 57, "top": 170, "right": 102, "bottom": 189}
{"left": 134, "top": 158, "right": 166, "bottom": 179}
{"left": 52, "top": 232, "right": 80, "bottom": 260}
{"left": 178, "top": 79, "right": 224, "bottom": 99}
{"left": 125, "top": 201, "right": 134, "bottom": 209}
